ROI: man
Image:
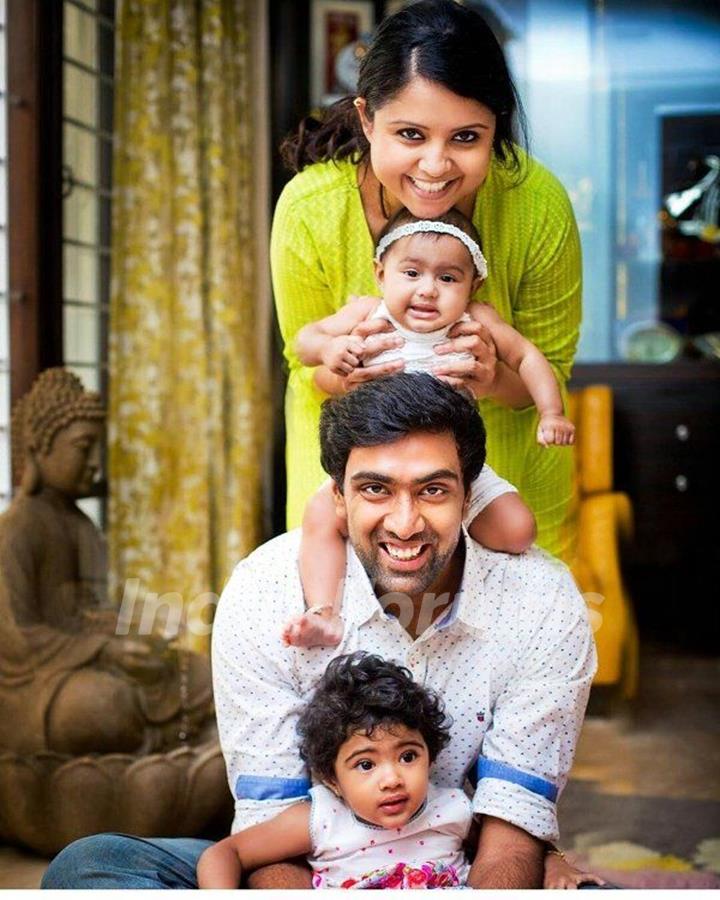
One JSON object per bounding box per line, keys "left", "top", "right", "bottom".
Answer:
{"left": 42, "top": 374, "right": 595, "bottom": 888}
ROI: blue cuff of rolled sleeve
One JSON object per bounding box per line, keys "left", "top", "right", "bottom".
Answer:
{"left": 235, "top": 774, "right": 311, "bottom": 801}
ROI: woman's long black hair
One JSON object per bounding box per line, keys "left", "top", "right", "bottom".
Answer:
{"left": 281, "top": 0, "right": 527, "bottom": 176}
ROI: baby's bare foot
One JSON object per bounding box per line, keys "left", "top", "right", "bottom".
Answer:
{"left": 281, "top": 607, "right": 344, "bottom": 648}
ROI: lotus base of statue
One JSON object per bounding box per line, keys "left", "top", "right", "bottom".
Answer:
{"left": 0, "top": 740, "right": 232, "bottom": 857}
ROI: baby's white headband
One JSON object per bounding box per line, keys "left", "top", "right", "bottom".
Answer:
{"left": 374, "top": 220, "right": 488, "bottom": 280}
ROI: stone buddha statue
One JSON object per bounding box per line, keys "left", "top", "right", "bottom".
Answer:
{"left": 0, "top": 369, "right": 215, "bottom": 756}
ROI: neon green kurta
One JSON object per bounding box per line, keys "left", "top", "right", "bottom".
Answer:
{"left": 271, "top": 153, "right": 581, "bottom": 562}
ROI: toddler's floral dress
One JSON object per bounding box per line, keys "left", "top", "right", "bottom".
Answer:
{"left": 308, "top": 783, "right": 472, "bottom": 889}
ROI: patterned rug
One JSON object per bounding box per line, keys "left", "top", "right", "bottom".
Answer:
{"left": 559, "top": 650, "right": 720, "bottom": 889}
{"left": 567, "top": 841, "right": 720, "bottom": 889}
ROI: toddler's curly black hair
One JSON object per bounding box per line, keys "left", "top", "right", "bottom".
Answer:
{"left": 297, "top": 652, "right": 452, "bottom": 783}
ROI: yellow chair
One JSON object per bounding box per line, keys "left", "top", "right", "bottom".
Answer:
{"left": 568, "top": 385, "right": 639, "bottom": 698}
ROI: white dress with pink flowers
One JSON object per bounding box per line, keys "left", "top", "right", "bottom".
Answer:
{"left": 308, "top": 783, "right": 472, "bottom": 889}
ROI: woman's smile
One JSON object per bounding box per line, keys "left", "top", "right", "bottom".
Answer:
{"left": 405, "top": 175, "right": 459, "bottom": 204}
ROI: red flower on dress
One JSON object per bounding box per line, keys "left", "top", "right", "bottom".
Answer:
{"left": 427, "top": 866, "right": 459, "bottom": 888}
{"left": 407, "top": 867, "right": 430, "bottom": 887}
{"left": 382, "top": 867, "right": 406, "bottom": 889}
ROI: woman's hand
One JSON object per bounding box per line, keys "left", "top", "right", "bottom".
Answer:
{"left": 311, "top": 317, "right": 406, "bottom": 394}
{"left": 354, "top": 320, "right": 404, "bottom": 363}
{"left": 432, "top": 319, "right": 498, "bottom": 399}
{"left": 350, "top": 314, "right": 397, "bottom": 344}
{"left": 340, "top": 358, "right": 405, "bottom": 391}
{"left": 333, "top": 317, "right": 404, "bottom": 390}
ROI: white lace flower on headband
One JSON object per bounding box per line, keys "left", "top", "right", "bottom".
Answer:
{"left": 374, "top": 221, "right": 488, "bottom": 280}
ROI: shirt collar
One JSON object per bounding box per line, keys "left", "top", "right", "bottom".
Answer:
{"left": 342, "top": 526, "right": 498, "bottom": 637}
{"left": 438, "top": 526, "right": 496, "bottom": 635}
{"left": 343, "top": 543, "right": 387, "bottom": 629}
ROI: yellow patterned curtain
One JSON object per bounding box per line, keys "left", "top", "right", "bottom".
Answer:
{"left": 109, "top": 0, "right": 267, "bottom": 651}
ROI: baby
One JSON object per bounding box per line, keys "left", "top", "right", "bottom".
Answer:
{"left": 282, "top": 208, "right": 574, "bottom": 649}
{"left": 197, "top": 653, "right": 604, "bottom": 889}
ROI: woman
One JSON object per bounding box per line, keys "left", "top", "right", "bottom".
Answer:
{"left": 271, "top": 0, "right": 581, "bottom": 561}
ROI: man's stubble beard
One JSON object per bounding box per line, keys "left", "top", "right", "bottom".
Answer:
{"left": 351, "top": 526, "right": 461, "bottom": 600}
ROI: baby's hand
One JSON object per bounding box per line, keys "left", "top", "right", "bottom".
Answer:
{"left": 321, "top": 335, "right": 366, "bottom": 376}
{"left": 351, "top": 317, "right": 404, "bottom": 362}
{"left": 537, "top": 413, "right": 575, "bottom": 447}
{"left": 544, "top": 851, "right": 606, "bottom": 890}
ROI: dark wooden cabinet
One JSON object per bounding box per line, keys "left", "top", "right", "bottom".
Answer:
{"left": 570, "top": 361, "right": 720, "bottom": 650}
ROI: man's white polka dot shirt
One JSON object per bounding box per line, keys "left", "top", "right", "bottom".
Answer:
{"left": 212, "top": 527, "right": 596, "bottom": 843}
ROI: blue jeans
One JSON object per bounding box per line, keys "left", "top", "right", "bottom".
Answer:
{"left": 41, "top": 834, "right": 212, "bottom": 889}
{"left": 41, "top": 833, "right": 619, "bottom": 889}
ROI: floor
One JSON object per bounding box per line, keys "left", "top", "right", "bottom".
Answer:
{"left": 0, "top": 846, "right": 47, "bottom": 889}
{"left": 1, "top": 645, "right": 718, "bottom": 889}
{"left": 558, "top": 645, "right": 720, "bottom": 888}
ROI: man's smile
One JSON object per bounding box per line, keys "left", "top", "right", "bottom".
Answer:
{"left": 379, "top": 541, "right": 431, "bottom": 572}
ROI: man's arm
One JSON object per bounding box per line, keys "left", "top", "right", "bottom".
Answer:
{"left": 246, "top": 858, "right": 313, "bottom": 890}
{"left": 467, "top": 815, "right": 544, "bottom": 889}
{"left": 471, "top": 559, "right": 597, "bottom": 854}
{"left": 211, "top": 540, "right": 312, "bottom": 888}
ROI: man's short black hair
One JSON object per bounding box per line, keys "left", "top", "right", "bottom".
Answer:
{"left": 297, "top": 652, "right": 452, "bottom": 783}
{"left": 319, "top": 373, "right": 486, "bottom": 492}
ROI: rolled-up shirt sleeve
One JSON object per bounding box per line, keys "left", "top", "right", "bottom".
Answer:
{"left": 211, "top": 548, "right": 309, "bottom": 833}
{"left": 472, "top": 566, "right": 597, "bottom": 841}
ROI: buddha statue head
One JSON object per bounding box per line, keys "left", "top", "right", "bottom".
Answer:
{"left": 11, "top": 368, "right": 105, "bottom": 498}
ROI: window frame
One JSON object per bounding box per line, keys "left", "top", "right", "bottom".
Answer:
{"left": 7, "top": 1, "right": 113, "bottom": 518}
{"left": 7, "top": 0, "right": 64, "bottom": 408}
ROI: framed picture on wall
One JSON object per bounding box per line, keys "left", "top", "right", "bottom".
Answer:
{"left": 311, "top": 1, "right": 374, "bottom": 108}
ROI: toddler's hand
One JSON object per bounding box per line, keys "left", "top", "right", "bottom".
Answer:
{"left": 321, "top": 335, "right": 366, "bottom": 376}
{"left": 537, "top": 413, "right": 575, "bottom": 447}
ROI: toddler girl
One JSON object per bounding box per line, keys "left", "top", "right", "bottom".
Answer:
{"left": 282, "top": 208, "right": 574, "bottom": 648}
{"left": 197, "top": 653, "right": 603, "bottom": 889}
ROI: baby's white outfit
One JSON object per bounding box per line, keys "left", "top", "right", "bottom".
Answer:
{"left": 308, "top": 783, "right": 472, "bottom": 889}
{"left": 367, "top": 300, "right": 474, "bottom": 374}
{"left": 363, "top": 300, "right": 518, "bottom": 526}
